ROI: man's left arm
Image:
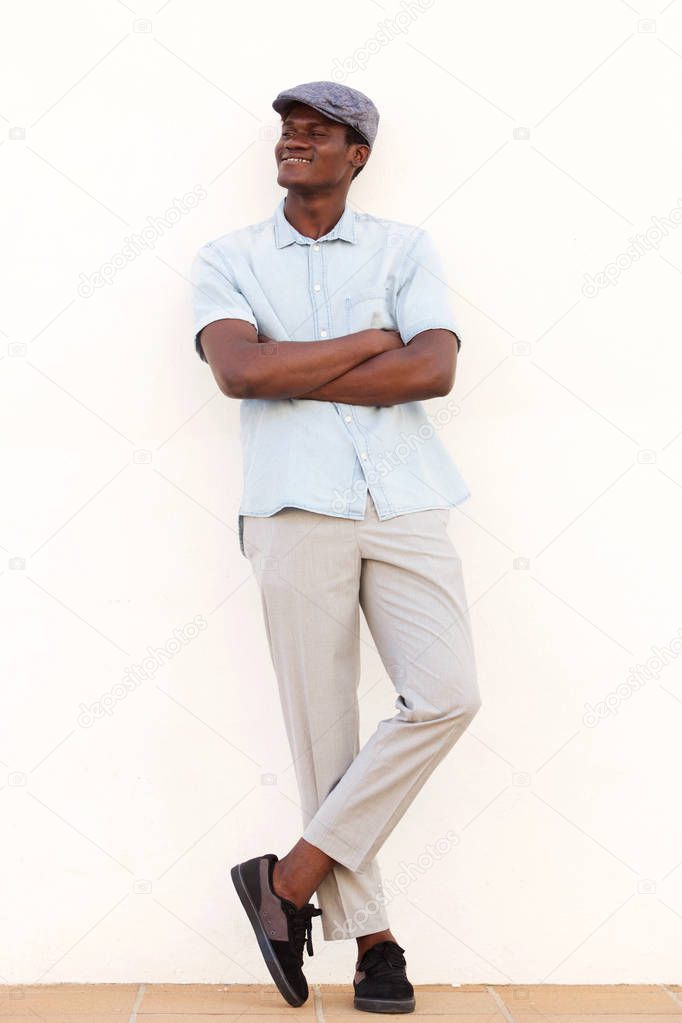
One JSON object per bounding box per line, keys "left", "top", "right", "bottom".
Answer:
{"left": 294, "top": 328, "right": 458, "bottom": 404}
{"left": 295, "top": 228, "right": 462, "bottom": 405}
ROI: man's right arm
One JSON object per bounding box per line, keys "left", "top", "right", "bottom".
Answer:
{"left": 199, "top": 320, "right": 404, "bottom": 400}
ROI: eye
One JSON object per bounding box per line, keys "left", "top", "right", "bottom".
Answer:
{"left": 281, "top": 130, "right": 326, "bottom": 138}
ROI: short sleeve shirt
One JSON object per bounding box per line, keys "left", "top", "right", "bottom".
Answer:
{"left": 190, "top": 197, "right": 470, "bottom": 556}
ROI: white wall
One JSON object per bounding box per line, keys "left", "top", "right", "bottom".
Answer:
{"left": 3, "top": 0, "right": 682, "bottom": 986}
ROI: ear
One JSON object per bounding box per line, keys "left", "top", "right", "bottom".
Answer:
{"left": 353, "top": 143, "right": 370, "bottom": 169}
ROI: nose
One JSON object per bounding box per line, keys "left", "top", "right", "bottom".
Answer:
{"left": 280, "top": 138, "right": 312, "bottom": 160}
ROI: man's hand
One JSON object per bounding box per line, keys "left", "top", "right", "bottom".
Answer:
{"left": 202, "top": 322, "right": 404, "bottom": 399}
{"left": 296, "top": 329, "right": 457, "bottom": 405}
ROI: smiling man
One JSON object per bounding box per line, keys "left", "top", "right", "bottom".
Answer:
{"left": 190, "top": 81, "right": 481, "bottom": 1014}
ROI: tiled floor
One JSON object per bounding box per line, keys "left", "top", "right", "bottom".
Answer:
{"left": 0, "top": 983, "right": 681, "bottom": 1020}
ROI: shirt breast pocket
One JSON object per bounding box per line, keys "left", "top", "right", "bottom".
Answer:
{"left": 345, "top": 286, "right": 397, "bottom": 334}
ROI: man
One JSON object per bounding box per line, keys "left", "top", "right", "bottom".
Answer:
{"left": 190, "top": 81, "right": 481, "bottom": 1014}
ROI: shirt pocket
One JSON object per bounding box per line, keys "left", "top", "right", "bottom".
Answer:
{"left": 345, "top": 285, "right": 397, "bottom": 334}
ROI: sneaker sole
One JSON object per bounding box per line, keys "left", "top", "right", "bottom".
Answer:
{"left": 230, "top": 862, "right": 306, "bottom": 1007}
{"left": 354, "top": 994, "right": 416, "bottom": 1013}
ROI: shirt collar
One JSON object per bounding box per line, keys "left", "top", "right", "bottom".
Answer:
{"left": 274, "top": 196, "right": 357, "bottom": 248}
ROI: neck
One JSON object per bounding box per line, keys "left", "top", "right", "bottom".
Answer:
{"left": 283, "top": 190, "right": 348, "bottom": 241}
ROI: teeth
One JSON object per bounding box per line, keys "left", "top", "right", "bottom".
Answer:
{"left": 283, "top": 158, "right": 310, "bottom": 163}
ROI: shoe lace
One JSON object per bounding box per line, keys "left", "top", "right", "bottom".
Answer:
{"left": 359, "top": 941, "right": 407, "bottom": 978}
{"left": 286, "top": 902, "right": 323, "bottom": 964}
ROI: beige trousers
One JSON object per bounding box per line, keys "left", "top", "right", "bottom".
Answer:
{"left": 242, "top": 492, "right": 481, "bottom": 941}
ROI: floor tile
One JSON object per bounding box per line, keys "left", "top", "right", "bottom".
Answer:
{"left": 137, "top": 1016, "right": 315, "bottom": 1022}
{"left": 514, "top": 1017, "right": 682, "bottom": 1023}
{"left": 493, "top": 984, "right": 681, "bottom": 1014}
{"left": 0, "top": 1018, "right": 136, "bottom": 1023}
{"left": 313, "top": 1017, "right": 508, "bottom": 1023}
{"left": 0, "top": 983, "right": 137, "bottom": 1013}
{"left": 0, "top": 983, "right": 679, "bottom": 1017}
{"left": 139, "top": 982, "right": 316, "bottom": 1014}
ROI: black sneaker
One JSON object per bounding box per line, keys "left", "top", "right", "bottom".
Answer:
{"left": 353, "top": 940, "right": 416, "bottom": 1014}
{"left": 230, "top": 852, "right": 323, "bottom": 1007}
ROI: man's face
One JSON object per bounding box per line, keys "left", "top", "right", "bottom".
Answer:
{"left": 275, "top": 102, "right": 368, "bottom": 190}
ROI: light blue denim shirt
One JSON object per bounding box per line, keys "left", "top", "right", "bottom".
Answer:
{"left": 190, "top": 197, "right": 470, "bottom": 557}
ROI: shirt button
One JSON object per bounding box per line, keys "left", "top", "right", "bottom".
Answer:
{"left": 361, "top": 452, "right": 368, "bottom": 459}
{"left": 344, "top": 415, "right": 351, "bottom": 422}
{"left": 320, "top": 330, "right": 327, "bottom": 337}
{"left": 313, "top": 244, "right": 320, "bottom": 252}
{"left": 313, "top": 283, "right": 321, "bottom": 292}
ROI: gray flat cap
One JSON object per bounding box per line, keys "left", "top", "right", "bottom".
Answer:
{"left": 272, "top": 80, "right": 379, "bottom": 149}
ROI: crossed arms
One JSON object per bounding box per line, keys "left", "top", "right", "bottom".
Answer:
{"left": 198, "top": 320, "right": 459, "bottom": 406}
